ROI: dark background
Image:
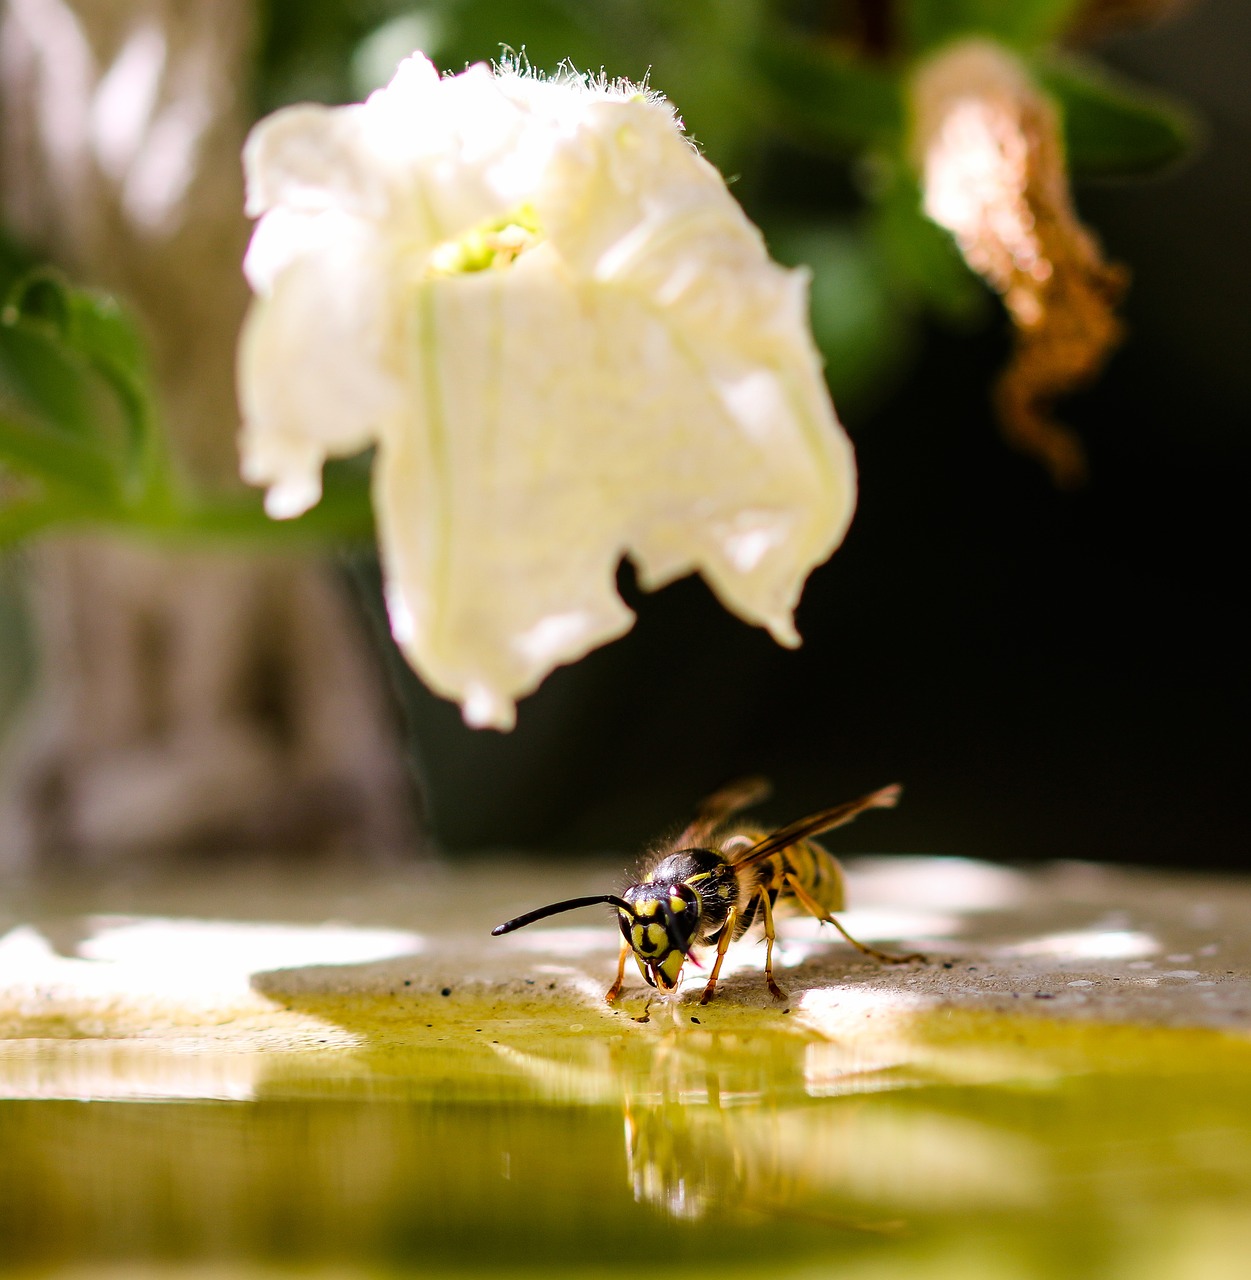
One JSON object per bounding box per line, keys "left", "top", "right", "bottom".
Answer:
{"left": 385, "top": 2, "right": 1250, "bottom": 867}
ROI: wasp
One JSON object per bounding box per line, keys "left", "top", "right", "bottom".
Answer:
{"left": 491, "top": 779, "right": 924, "bottom": 1004}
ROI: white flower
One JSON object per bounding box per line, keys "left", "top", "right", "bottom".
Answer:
{"left": 238, "top": 54, "right": 856, "bottom": 730}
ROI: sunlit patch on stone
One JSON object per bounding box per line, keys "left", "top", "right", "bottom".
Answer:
{"left": 848, "top": 856, "right": 1027, "bottom": 912}
{"left": 80, "top": 917, "right": 424, "bottom": 971}
{"left": 995, "top": 929, "right": 1158, "bottom": 962}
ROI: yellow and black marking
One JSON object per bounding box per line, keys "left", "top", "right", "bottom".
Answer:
{"left": 492, "top": 779, "right": 924, "bottom": 1005}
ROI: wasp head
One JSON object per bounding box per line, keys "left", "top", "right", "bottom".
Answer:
{"left": 619, "top": 881, "right": 700, "bottom": 991}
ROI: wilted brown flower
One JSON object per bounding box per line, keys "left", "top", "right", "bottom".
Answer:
{"left": 911, "top": 39, "right": 1129, "bottom": 487}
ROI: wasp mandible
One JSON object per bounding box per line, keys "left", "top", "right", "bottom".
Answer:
{"left": 491, "top": 779, "right": 925, "bottom": 1004}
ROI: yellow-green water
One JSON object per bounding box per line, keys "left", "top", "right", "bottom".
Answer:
{"left": 4, "top": 1000, "right": 1251, "bottom": 1278}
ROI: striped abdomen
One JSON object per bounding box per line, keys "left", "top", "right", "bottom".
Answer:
{"left": 777, "top": 835, "right": 846, "bottom": 916}
{"left": 720, "top": 825, "right": 846, "bottom": 935}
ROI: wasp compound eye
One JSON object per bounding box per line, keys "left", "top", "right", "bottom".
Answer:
{"left": 661, "top": 884, "right": 700, "bottom": 951}
{"left": 623, "top": 890, "right": 669, "bottom": 958}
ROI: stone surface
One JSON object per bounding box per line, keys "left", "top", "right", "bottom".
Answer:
{"left": 4, "top": 855, "right": 1251, "bottom": 1277}
{"left": 1, "top": 855, "right": 1249, "bottom": 1090}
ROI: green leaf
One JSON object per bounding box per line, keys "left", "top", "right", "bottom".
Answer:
{"left": 0, "top": 409, "right": 119, "bottom": 495}
{"left": 0, "top": 322, "right": 103, "bottom": 439}
{"left": 2, "top": 271, "right": 142, "bottom": 431}
{"left": 1036, "top": 55, "right": 1198, "bottom": 176}
{"left": 904, "top": 0, "right": 1082, "bottom": 53}
{"left": 0, "top": 257, "right": 374, "bottom": 551}
{"left": 0, "top": 269, "right": 160, "bottom": 499}
{"left": 66, "top": 288, "right": 160, "bottom": 491}
{"left": 5, "top": 269, "right": 74, "bottom": 334}
{"left": 64, "top": 289, "right": 149, "bottom": 391}
{"left": 5, "top": 268, "right": 148, "bottom": 389}
{"left": 753, "top": 33, "right": 902, "bottom": 152}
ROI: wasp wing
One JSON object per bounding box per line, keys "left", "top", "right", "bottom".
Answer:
{"left": 731, "top": 784, "right": 902, "bottom": 870}
{"left": 676, "top": 776, "right": 772, "bottom": 847}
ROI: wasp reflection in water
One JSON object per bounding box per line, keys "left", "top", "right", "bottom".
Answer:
{"left": 492, "top": 1027, "right": 1043, "bottom": 1226}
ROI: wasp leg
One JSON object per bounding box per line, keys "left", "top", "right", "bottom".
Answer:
{"left": 759, "top": 891, "right": 787, "bottom": 1001}
{"left": 700, "top": 907, "right": 739, "bottom": 1005}
{"left": 784, "top": 873, "right": 926, "bottom": 964}
{"left": 605, "top": 938, "right": 630, "bottom": 1004}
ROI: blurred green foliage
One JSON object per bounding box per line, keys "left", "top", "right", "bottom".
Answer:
{"left": 903, "top": 0, "right": 1083, "bottom": 51}
{"left": 0, "top": 268, "right": 154, "bottom": 544}
{"left": 1037, "top": 54, "right": 1198, "bottom": 176}
{"left": 0, "top": 269, "right": 374, "bottom": 549}
{"left": 1, "top": 0, "right": 1200, "bottom": 547}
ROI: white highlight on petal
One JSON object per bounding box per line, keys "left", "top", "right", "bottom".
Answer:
{"left": 719, "top": 515, "right": 790, "bottom": 574}
{"left": 262, "top": 471, "right": 322, "bottom": 520}
{"left": 715, "top": 369, "right": 789, "bottom": 445}
{"left": 384, "top": 580, "right": 416, "bottom": 647}
{"left": 512, "top": 612, "right": 600, "bottom": 665}
{"left": 462, "top": 683, "right": 514, "bottom": 731}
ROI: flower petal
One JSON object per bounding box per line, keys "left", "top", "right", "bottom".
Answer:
{"left": 243, "top": 102, "right": 392, "bottom": 223}
{"left": 374, "top": 219, "right": 852, "bottom": 725}
{"left": 374, "top": 254, "right": 635, "bottom": 729}
{"left": 240, "top": 59, "right": 855, "bottom": 726}
{"left": 237, "top": 229, "right": 400, "bottom": 517}
{"left": 538, "top": 96, "right": 855, "bottom": 636}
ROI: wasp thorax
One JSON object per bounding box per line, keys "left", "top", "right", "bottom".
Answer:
{"left": 619, "top": 881, "right": 701, "bottom": 991}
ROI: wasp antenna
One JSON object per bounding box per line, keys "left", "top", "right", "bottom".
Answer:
{"left": 491, "top": 894, "right": 632, "bottom": 936}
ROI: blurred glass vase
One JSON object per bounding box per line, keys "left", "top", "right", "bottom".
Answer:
{"left": 238, "top": 54, "right": 855, "bottom": 729}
